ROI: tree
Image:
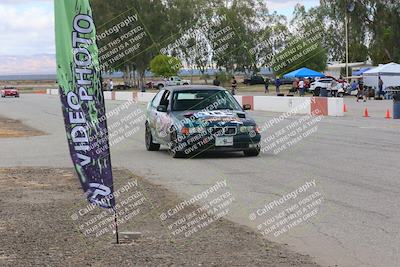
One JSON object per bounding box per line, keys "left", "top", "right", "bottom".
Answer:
{"left": 318, "top": 0, "right": 369, "bottom": 63}
{"left": 210, "top": 0, "right": 259, "bottom": 73}
{"left": 367, "top": 0, "right": 400, "bottom": 64}
{"left": 91, "top": 0, "right": 400, "bottom": 84}
{"left": 92, "top": 0, "right": 167, "bottom": 89}
{"left": 319, "top": 0, "right": 400, "bottom": 64}
{"left": 158, "top": 0, "right": 219, "bottom": 84}
{"left": 271, "top": 4, "right": 327, "bottom": 76}
{"left": 150, "top": 55, "right": 182, "bottom": 77}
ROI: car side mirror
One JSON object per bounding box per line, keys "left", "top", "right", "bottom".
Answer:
{"left": 243, "top": 104, "right": 252, "bottom": 110}
{"left": 157, "top": 105, "right": 167, "bottom": 112}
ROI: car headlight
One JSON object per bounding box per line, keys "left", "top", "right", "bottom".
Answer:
{"left": 190, "top": 127, "right": 207, "bottom": 134}
{"left": 181, "top": 126, "right": 207, "bottom": 134}
{"left": 239, "top": 125, "right": 260, "bottom": 133}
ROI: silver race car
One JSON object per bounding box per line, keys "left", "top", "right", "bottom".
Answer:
{"left": 145, "top": 85, "right": 261, "bottom": 158}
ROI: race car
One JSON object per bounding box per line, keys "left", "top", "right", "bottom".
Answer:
{"left": 145, "top": 85, "right": 261, "bottom": 158}
{"left": 1, "top": 86, "right": 19, "bottom": 98}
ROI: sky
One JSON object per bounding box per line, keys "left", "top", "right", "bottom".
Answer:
{"left": 0, "top": 0, "right": 319, "bottom": 75}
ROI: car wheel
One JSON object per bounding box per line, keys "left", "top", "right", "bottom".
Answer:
{"left": 145, "top": 123, "right": 160, "bottom": 151}
{"left": 169, "top": 127, "right": 185, "bottom": 158}
{"left": 243, "top": 147, "right": 260, "bottom": 157}
{"left": 158, "top": 84, "right": 164, "bottom": 89}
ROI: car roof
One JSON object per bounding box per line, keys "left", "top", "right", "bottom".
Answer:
{"left": 163, "top": 85, "right": 226, "bottom": 92}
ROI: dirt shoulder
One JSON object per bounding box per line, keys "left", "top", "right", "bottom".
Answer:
{"left": 0, "top": 167, "right": 319, "bottom": 267}
{"left": 0, "top": 115, "right": 44, "bottom": 138}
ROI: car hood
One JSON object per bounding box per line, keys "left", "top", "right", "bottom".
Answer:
{"left": 172, "top": 110, "right": 255, "bottom": 127}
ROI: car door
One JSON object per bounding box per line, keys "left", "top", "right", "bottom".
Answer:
{"left": 148, "top": 90, "right": 164, "bottom": 139}
{"left": 321, "top": 79, "right": 331, "bottom": 89}
{"left": 155, "top": 90, "right": 172, "bottom": 142}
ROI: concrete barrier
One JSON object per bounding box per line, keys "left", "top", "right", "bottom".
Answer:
{"left": 116, "top": 91, "right": 137, "bottom": 101}
{"left": 45, "top": 90, "right": 343, "bottom": 116}
{"left": 327, "top": 97, "right": 344, "bottom": 117}
{"left": 103, "top": 91, "right": 112, "bottom": 100}
{"left": 234, "top": 96, "right": 242, "bottom": 106}
{"left": 251, "top": 95, "right": 343, "bottom": 116}
{"left": 311, "top": 97, "right": 328, "bottom": 116}
{"left": 137, "top": 92, "right": 156, "bottom": 102}
{"left": 253, "top": 96, "right": 310, "bottom": 114}
{"left": 47, "top": 88, "right": 59, "bottom": 95}
{"left": 33, "top": 89, "right": 47, "bottom": 94}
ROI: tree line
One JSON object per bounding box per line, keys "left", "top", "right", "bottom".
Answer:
{"left": 91, "top": 0, "right": 400, "bottom": 87}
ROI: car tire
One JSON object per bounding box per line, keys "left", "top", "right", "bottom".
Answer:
{"left": 145, "top": 123, "right": 160, "bottom": 151}
{"left": 169, "top": 127, "right": 185, "bottom": 158}
{"left": 243, "top": 147, "right": 260, "bottom": 157}
{"left": 158, "top": 84, "right": 164, "bottom": 89}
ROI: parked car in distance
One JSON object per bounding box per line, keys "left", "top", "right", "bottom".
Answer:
{"left": 155, "top": 76, "right": 190, "bottom": 89}
{"left": 243, "top": 75, "right": 265, "bottom": 85}
{"left": 270, "top": 77, "right": 295, "bottom": 85}
{"left": 309, "top": 77, "right": 348, "bottom": 97}
{"left": 114, "top": 84, "right": 132, "bottom": 91}
{"left": 1, "top": 86, "right": 19, "bottom": 98}
{"left": 326, "top": 76, "right": 350, "bottom": 92}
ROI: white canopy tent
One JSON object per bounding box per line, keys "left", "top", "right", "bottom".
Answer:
{"left": 363, "top": 62, "right": 400, "bottom": 90}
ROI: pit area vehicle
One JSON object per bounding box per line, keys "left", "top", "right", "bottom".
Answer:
{"left": 155, "top": 76, "right": 190, "bottom": 89}
{"left": 309, "top": 77, "right": 348, "bottom": 97}
{"left": 243, "top": 75, "right": 265, "bottom": 85}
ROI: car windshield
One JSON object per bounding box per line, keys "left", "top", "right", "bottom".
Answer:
{"left": 171, "top": 90, "right": 241, "bottom": 111}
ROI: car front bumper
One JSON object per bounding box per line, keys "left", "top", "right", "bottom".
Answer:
{"left": 3, "top": 92, "right": 18, "bottom": 97}
{"left": 176, "top": 132, "right": 261, "bottom": 154}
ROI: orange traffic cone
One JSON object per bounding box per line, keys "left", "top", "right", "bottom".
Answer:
{"left": 363, "top": 108, "right": 369, "bottom": 117}
{"left": 343, "top": 104, "right": 348, "bottom": 112}
{"left": 385, "top": 109, "right": 391, "bottom": 119}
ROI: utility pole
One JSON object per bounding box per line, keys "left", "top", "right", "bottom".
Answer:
{"left": 346, "top": 1, "right": 355, "bottom": 81}
{"left": 345, "top": 11, "right": 349, "bottom": 80}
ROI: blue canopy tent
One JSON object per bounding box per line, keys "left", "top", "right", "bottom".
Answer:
{"left": 283, "top": 67, "right": 325, "bottom": 78}
{"left": 352, "top": 68, "right": 371, "bottom": 76}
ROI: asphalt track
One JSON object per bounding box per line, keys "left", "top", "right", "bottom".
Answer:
{"left": 0, "top": 94, "right": 399, "bottom": 267}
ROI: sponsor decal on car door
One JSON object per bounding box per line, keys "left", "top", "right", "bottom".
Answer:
{"left": 155, "top": 90, "right": 172, "bottom": 141}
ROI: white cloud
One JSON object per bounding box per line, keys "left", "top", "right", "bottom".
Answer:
{"left": 0, "top": 54, "right": 55, "bottom": 75}
{"left": 0, "top": 2, "right": 55, "bottom": 56}
{"left": 0, "top": 0, "right": 51, "bottom": 5}
{"left": 266, "top": 0, "right": 318, "bottom": 9}
{"left": 265, "top": 0, "right": 319, "bottom": 15}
